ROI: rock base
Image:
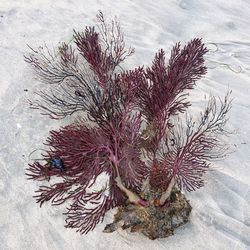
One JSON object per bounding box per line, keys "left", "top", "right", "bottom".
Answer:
{"left": 103, "top": 188, "right": 192, "bottom": 240}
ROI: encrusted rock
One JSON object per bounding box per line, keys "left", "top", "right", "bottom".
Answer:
{"left": 104, "top": 188, "right": 192, "bottom": 240}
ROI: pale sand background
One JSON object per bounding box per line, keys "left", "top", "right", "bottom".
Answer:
{"left": 0, "top": 0, "right": 250, "bottom": 249}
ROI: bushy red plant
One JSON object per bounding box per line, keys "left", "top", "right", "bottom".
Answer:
{"left": 25, "top": 11, "right": 231, "bottom": 237}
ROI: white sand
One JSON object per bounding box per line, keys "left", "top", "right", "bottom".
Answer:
{"left": 0, "top": 0, "right": 250, "bottom": 249}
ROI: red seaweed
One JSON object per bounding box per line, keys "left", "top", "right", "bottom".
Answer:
{"left": 25, "top": 11, "right": 231, "bottom": 237}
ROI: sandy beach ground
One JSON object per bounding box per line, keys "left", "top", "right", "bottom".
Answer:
{"left": 0, "top": 0, "right": 250, "bottom": 249}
